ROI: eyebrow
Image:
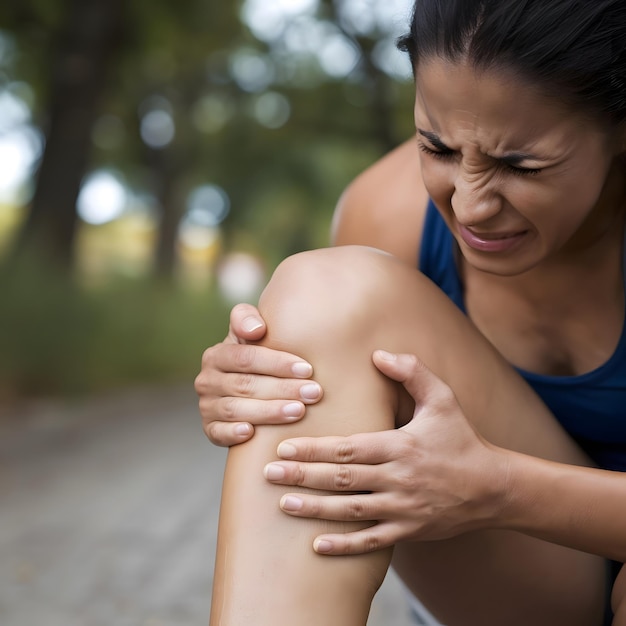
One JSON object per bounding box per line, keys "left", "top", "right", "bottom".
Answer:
{"left": 417, "top": 128, "right": 544, "bottom": 164}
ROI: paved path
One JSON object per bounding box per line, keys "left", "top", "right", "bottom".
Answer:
{"left": 0, "top": 386, "right": 416, "bottom": 626}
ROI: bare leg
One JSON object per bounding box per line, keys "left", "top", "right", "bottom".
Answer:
{"left": 211, "top": 246, "right": 607, "bottom": 626}
{"left": 210, "top": 250, "right": 397, "bottom": 625}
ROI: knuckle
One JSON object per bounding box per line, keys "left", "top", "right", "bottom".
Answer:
{"left": 233, "top": 373, "right": 255, "bottom": 397}
{"left": 362, "top": 532, "right": 382, "bottom": 553}
{"left": 347, "top": 497, "right": 368, "bottom": 520}
{"left": 406, "top": 353, "right": 421, "bottom": 369}
{"left": 334, "top": 465, "right": 355, "bottom": 490}
{"left": 201, "top": 346, "right": 217, "bottom": 367}
{"left": 193, "top": 373, "right": 202, "bottom": 393}
{"left": 219, "top": 397, "right": 239, "bottom": 421}
{"left": 233, "top": 344, "right": 255, "bottom": 370}
{"left": 194, "top": 371, "right": 208, "bottom": 395}
{"left": 396, "top": 469, "right": 417, "bottom": 492}
{"left": 294, "top": 465, "right": 307, "bottom": 486}
{"left": 232, "top": 302, "right": 250, "bottom": 319}
{"left": 335, "top": 441, "right": 356, "bottom": 463}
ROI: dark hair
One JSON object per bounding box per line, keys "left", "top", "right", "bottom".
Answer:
{"left": 397, "top": 0, "right": 626, "bottom": 124}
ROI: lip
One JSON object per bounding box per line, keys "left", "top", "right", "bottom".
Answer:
{"left": 458, "top": 224, "right": 529, "bottom": 253}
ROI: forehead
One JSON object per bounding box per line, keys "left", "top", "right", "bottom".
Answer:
{"left": 413, "top": 58, "right": 598, "bottom": 151}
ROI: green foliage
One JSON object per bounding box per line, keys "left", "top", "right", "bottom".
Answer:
{"left": 0, "top": 260, "right": 231, "bottom": 401}
{"left": 0, "top": 1, "right": 418, "bottom": 399}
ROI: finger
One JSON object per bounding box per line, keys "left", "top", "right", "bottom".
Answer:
{"left": 196, "top": 368, "right": 322, "bottom": 408}
{"left": 228, "top": 303, "right": 267, "bottom": 342}
{"left": 372, "top": 350, "right": 453, "bottom": 407}
{"left": 205, "top": 373, "right": 322, "bottom": 405}
{"left": 279, "top": 492, "right": 390, "bottom": 524}
{"left": 203, "top": 398, "right": 309, "bottom": 426}
{"left": 313, "top": 524, "right": 398, "bottom": 556}
{"left": 203, "top": 343, "right": 315, "bottom": 380}
{"left": 276, "top": 430, "right": 399, "bottom": 464}
{"left": 264, "top": 460, "right": 389, "bottom": 492}
{"left": 204, "top": 420, "right": 255, "bottom": 447}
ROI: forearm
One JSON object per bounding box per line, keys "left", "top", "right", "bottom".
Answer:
{"left": 499, "top": 449, "right": 626, "bottom": 561}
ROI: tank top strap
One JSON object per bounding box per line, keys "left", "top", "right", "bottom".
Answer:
{"left": 418, "top": 199, "right": 466, "bottom": 311}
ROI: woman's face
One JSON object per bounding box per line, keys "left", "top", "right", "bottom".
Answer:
{"left": 414, "top": 58, "right": 625, "bottom": 276}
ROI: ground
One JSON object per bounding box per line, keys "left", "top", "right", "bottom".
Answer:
{"left": 0, "top": 385, "right": 416, "bottom": 626}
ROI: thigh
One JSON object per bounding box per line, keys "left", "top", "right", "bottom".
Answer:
{"left": 262, "top": 246, "right": 606, "bottom": 626}
{"left": 273, "top": 246, "right": 590, "bottom": 461}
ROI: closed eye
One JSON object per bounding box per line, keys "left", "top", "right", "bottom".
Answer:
{"left": 418, "top": 142, "right": 454, "bottom": 159}
{"left": 501, "top": 162, "right": 543, "bottom": 177}
{"left": 418, "top": 142, "right": 542, "bottom": 177}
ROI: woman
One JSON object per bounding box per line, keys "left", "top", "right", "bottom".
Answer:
{"left": 195, "top": 1, "right": 626, "bottom": 624}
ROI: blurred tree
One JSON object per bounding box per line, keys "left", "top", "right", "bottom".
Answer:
{"left": 0, "top": 0, "right": 419, "bottom": 399}
{"left": 0, "top": 0, "right": 415, "bottom": 275}
{"left": 324, "top": 0, "right": 400, "bottom": 152}
{"left": 8, "top": 0, "right": 125, "bottom": 268}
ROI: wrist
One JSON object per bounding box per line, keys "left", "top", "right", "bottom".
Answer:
{"left": 478, "top": 444, "right": 521, "bottom": 531}
{"left": 487, "top": 446, "right": 553, "bottom": 534}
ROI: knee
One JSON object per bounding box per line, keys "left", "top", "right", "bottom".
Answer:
{"left": 612, "top": 565, "right": 626, "bottom": 624}
{"left": 258, "top": 246, "right": 396, "bottom": 343}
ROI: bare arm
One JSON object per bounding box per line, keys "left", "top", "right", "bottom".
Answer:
{"left": 501, "top": 451, "right": 626, "bottom": 561}
{"left": 331, "top": 138, "right": 427, "bottom": 260}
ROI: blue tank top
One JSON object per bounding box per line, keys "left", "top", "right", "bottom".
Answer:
{"left": 419, "top": 200, "right": 626, "bottom": 472}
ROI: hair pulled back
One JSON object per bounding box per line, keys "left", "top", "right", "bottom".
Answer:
{"left": 398, "top": 0, "right": 626, "bottom": 124}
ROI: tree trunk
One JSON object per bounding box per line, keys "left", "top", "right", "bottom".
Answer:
{"left": 150, "top": 148, "right": 185, "bottom": 280}
{"left": 11, "top": 0, "right": 124, "bottom": 269}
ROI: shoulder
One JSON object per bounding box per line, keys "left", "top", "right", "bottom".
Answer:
{"left": 330, "top": 139, "right": 430, "bottom": 266}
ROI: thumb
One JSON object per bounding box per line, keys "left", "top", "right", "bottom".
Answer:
{"left": 228, "top": 303, "right": 267, "bottom": 343}
{"left": 372, "top": 350, "right": 446, "bottom": 407}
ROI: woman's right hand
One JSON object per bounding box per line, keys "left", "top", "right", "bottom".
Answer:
{"left": 195, "top": 303, "right": 324, "bottom": 446}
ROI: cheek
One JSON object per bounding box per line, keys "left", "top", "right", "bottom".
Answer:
{"left": 419, "top": 159, "right": 455, "bottom": 204}
{"left": 524, "top": 163, "right": 609, "bottom": 224}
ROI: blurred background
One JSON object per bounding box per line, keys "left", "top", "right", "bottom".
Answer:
{"left": 0, "top": 0, "right": 416, "bottom": 401}
{"left": 0, "top": 1, "right": 421, "bottom": 624}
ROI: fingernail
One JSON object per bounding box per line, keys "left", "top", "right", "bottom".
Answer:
{"left": 277, "top": 442, "right": 297, "bottom": 459}
{"left": 282, "top": 402, "right": 304, "bottom": 419}
{"left": 264, "top": 463, "right": 285, "bottom": 480}
{"left": 242, "top": 316, "right": 263, "bottom": 333}
{"left": 376, "top": 350, "right": 397, "bottom": 361}
{"left": 292, "top": 362, "right": 313, "bottom": 377}
{"left": 280, "top": 495, "right": 303, "bottom": 511}
{"left": 314, "top": 539, "right": 334, "bottom": 553}
{"left": 235, "top": 423, "right": 251, "bottom": 436}
{"left": 300, "top": 383, "right": 321, "bottom": 401}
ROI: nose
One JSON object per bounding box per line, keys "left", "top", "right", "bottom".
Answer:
{"left": 451, "top": 169, "right": 502, "bottom": 226}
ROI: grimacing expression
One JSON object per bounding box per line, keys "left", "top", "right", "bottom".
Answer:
{"left": 414, "top": 58, "right": 624, "bottom": 276}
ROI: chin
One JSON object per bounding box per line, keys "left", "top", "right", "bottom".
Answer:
{"left": 460, "top": 249, "right": 543, "bottom": 278}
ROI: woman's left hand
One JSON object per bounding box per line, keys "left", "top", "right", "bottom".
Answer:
{"left": 263, "top": 351, "right": 510, "bottom": 555}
